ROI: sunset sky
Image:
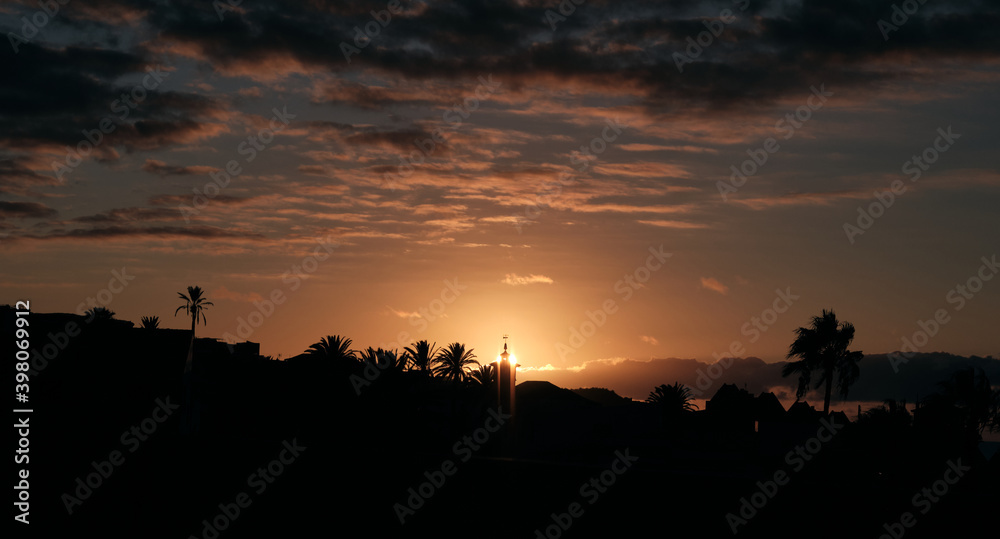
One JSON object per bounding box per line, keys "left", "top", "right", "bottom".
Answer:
{"left": 2, "top": 0, "right": 998, "bottom": 397}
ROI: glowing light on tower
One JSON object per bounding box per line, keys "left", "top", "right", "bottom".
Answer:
{"left": 496, "top": 335, "right": 516, "bottom": 421}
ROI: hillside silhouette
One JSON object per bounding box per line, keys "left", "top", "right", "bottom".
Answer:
{"left": 5, "top": 304, "right": 999, "bottom": 538}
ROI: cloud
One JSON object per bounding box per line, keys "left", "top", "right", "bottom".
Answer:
{"left": 518, "top": 363, "right": 558, "bottom": 372}
{"left": 73, "top": 206, "right": 186, "bottom": 223}
{"left": 640, "top": 335, "right": 659, "bottom": 346}
{"left": 12, "top": 225, "right": 265, "bottom": 242}
{"left": 147, "top": 194, "right": 255, "bottom": 207}
{"left": 1, "top": 42, "right": 227, "bottom": 157}
{"left": 700, "top": 277, "right": 729, "bottom": 295}
{"left": 238, "top": 87, "right": 263, "bottom": 98}
{"left": 638, "top": 219, "right": 708, "bottom": 229}
{"left": 734, "top": 190, "right": 872, "bottom": 210}
{"left": 386, "top": 306, "right": 420, "bottom": 319}
{"left": 620, "top": 143, "right": 719, "bottom": 153}
{"left": 0, "top": 158, "right": 60, "bottom": 195}
{"left": 0, "top": 201, "right": 57, "bottom": 220}
{"left": 501, "top": 273, "right": 554, "bottom": 286}
{"left": 210, "top": 286, "right": 264, "bottom": 303}
{"left": 141, "top": 159, "right": 219, "bottom": 176}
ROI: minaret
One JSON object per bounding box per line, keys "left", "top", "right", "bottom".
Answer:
{"left": 497, "top": 335, "right": 516, "bottom": 422}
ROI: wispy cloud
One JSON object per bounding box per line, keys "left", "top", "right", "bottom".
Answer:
{"left": 142, "top": 159, "right": 219, "bottom": 176}
{"left": 700, "top": 277, "right": 729, "bottom": 295}
{"left": 518, "top": 363, "right": 558, "bottom": 372}
{"left": 501, "top": 273, "right": 554, "bottom": 286}
{"left": 211, "top": 286, "right": 264, "bottom": 303}
{"left": 386, "top": 306, "right": 420, "bottom": 319}
{"left": 640, "top": 335, "right": 659, "bottom": 345}
{"left": 620, "top": 143, "right": 719, "bottom": 154}
{"left": 638, "top": 219, "right": 708, "bottom": 229}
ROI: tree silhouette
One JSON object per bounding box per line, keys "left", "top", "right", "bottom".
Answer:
{"left": 359, "top": 347, "right": 406, "bottom": 373}
{"left": 433, "top": 342, "right": 479, "bottom": 382}
{"left": 469, "top": 363, "right": 496, "bottom": 386}
{"left": 859, "top": 399, "right": 912, "bottom": 428}
{"left": 782, "top": 309, "right": 863, "bottom": 414}
{"left": 140, "top": 316, "right": 160, "bottom": 329}
{"left": 647, "top": 382, "right": 699, "bottom": 413}
{"left": 926, "top": 367, "right": 1000, "bottom": 439}
{"left": 403, "top": 340, "right": 439, "bottom": 375}
{"left": 175, "top": 287, "right": 211, "bottom": 437}
{"left": 174, "top": 286, "right": 213, "bottom": 337}
{"left": 85, "top": 307, "right": 115, "bottom": 322}
{"left": 308, "top": 335, "right": 358, "bottom": 365}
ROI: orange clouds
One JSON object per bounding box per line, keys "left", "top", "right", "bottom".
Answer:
{"left": 700, "top": 277, "right": 729, "bottom": 295}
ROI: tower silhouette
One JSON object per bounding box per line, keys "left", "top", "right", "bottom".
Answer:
{"left": 497, "top": 335, "right": 516, "bottom": 423}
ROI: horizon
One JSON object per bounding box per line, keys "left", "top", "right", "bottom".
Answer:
{"left": 15, "top": 306, "right": 1000, "bottom": 408}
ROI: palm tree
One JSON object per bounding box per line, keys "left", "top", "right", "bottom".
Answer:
{"left": 85, "top": 307, "right": 115, "bottom": 322}
{"left": 781, "top": 309, "right": 863, "bottom": 415}
{"left": 403, "top": 340, "right": 439, "bottom": 375}
{"left": 647, "top": 382, "right": 699, "bottom": 413}
{"left": 140, "top": 316, "right": 160, "bottom": 330}
{"left": 929, "top": 367, "right": 999, "bottom": 438}
{"left": 174, "top": 287, "right": 211, "bottom": 437}
{"left": 308, "top": 335, "right": 358, "bottom": 365}
{"left": 433, "top": 342, "right": 479, "bottom": 382}
{"left": 469, "top": 363, "right": 497, "bottom": 386}
{"left": 174, "top": 286, "right": 213, "bottom": 337}
{"left": 359, "top": 347, "right": 406, "bottom": 372}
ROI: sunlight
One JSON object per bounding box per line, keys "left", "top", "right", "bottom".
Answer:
{"left": 496, "top": 353, "right": 516, "bottom": 365}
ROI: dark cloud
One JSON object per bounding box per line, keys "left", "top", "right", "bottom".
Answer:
{"left": 344, "top": 128, "right": 444, "bottom": 153}
{"left": 148, "top": 194, "right": 254, "bottom": 206}
{"left": 0, "top": 158, "right": 60, "bottom": 195}
{"left": 113, "top": 0, "right": 999, "bottom": 113}
{"left": 0, "top": 40, "right": 226, "bottom": 165}
{"left": 15, "top": 224, "right": 265, "bottom": 241}
{"left": 141, "top": 159, "right": 219, "bottom": 176}
{"left": 5, "top": 1, "right": 998, "bottom": 131}
{"left": 0, "top": 200, "right": 58, "bottom": 220}
{"left": 72, "top": 206, "right": 186, "bottom": 223}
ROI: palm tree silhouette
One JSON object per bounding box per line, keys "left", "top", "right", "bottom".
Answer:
{"left": 647, "top": 382, "right": 699, "bottom": 413}
{"left": 85, "top": 307, "right": 115, "bottom": 322}
{"left": 308, "top": 335, "right": 358, "bottom": 365}
{"left": 174, "top": 286, "right": 211, "bottom": 437}
{"left": 433, "top": 342, "right": 479, "bottom": 383}
{"left": 928, "top": 367, "right": 1000, "bottom": 439}
{"left": 140, "top": 316, "right": 160, "bottom": 329}
{"left": 359, "top": 347, "right": 406, "bottom": 372}
{"left": 469, "top": 363, "right": 497, "bottom": 386}
{"left": 403, "top": 340, "right": 439, "bottom": 375}
{"left": 782, "top": 309, "right": 863, "bottom": 415}
{"left": 174, "top": 286, "right": 213, "bottom": 337}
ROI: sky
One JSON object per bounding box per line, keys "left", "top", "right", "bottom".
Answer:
{"left": 2, "top": 0, "right": 999, "bottom": 396}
